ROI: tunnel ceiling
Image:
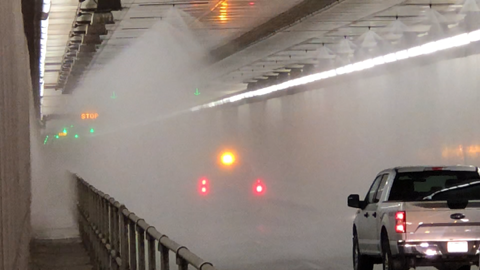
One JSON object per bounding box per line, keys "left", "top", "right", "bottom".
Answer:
{"left": 41, "top": 0, "right": 471, "bottom": 118}
{"left": 41, "top": 0, "right": 305, "bottom": 116}
{"left": 209, "top": 0, "right": 467, "bottom": 90}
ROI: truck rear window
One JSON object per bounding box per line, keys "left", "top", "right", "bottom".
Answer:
{"left": 388, "top": 171, "right": 480, "bottom": 201}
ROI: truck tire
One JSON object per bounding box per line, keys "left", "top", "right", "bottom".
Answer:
{"left": 381, "top": 233, "right": 408, "bottom": 270}
{"left": 353, "top": 233, "right": 374, "bottom": 270}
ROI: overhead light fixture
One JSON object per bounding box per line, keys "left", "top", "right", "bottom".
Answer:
{"left": 39, "top": 0, "right": 51, "bottom": 98}
{"left": 191, "top": 29, "right": 480, "bottom": 112}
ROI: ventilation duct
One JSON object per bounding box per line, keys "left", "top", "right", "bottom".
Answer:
{"left": 71, "top": 69, "right": 85, "bottom": 76}
{"left": 91, "top": 12, "right": 114, "bottom": 24}
{"left": 69, "top": 35, "right": 84, "bottom": 44}
{"left": 254, "top": 78, "right": 270, "bottom": 89}
{"left": 277, "top": 71, "right": 290, "bottom": 83}
{"left": 66, "top": 51, "right": 78, "bottom": 58}
{"left": 76, "top": 53, "right": 95, "bottom": 61}
{"left": 65, "top": 51, "right": 77, "bottom": 57}
{"left": 262, "top": 75, "right": 279, "bottom": 87}
{"left": 289, "top": 68, "right": 303, "bottom": 79}
{"left": 76, "top": 13, "right": 93, "bottom": 25}
{"left": 86, "top": 24, "right": 107, "bottom": 35}
{"left": 83, "top": 35, "right": 102, "bottom": 44}
{"left": 75, "top": 59, "right": 92, "bottom": 68}
{"left": 69, "top": 42, "right": 81, "bottom": 48}
{"left": 72, "top": 25, "right": 88, "bottom": 34}
{"left": 247, "top": 82, "right": 257, "bottom": 90}
{"left": 80, "top": 0, "right": 98, "bottom": 12}
{"left": 97, "top": 0, "right": 122, "bottom": 11}
{"left": 56, "top": 1, "right": 119, "bottom": 92}
{"left": 302, "top": 64, "right": 315, "bottom": 74}
{"left": 78, "top": 44, "right": 96, "bottom": 53}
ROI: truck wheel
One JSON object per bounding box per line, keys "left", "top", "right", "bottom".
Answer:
{"left": 457, "top": 266, "right": 471, "bottom": 270}
{"left": 381, "top": 234, "right": 407, "bottom": 270}
{"left": 353, "top": 234, "right": 373, "bottom": 270}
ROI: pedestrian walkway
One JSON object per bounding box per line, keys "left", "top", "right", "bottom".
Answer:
{"left": 30, "top": 238, "right": 93, "bottom": 270}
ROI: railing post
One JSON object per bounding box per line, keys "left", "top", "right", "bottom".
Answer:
{"left": 100, "top": 196, "right": 108, "bottom": 269}
{"left": 137, "top": 221, "right": 146, "bottom": 270}
{"left": 93, "top": 190, "right": 102, "bottom": 268}
{"left": 113, "top": 203, "right": 120, "bottom": 252}
{"left": 119, "top": 207, "right": 128, "bottom": 270}
{"left": 108, "top": 200, "right": 113, "bottom": 246}
{"left": 102, "top": 197, "right": 110, "bottom": 269}
{"left": 159, "top": 242, "right": 169, "bottom": 270}
{"left": 128, "top": 216, "right": 137, "bottom": 270}
{"left": 177, "top": 256, "right": 188, "bottom": 270}
{"left": 158, "top": 244, "right": 170, "bottom": 270}
{"left": 147, "top": 232, "right": 156, "bottom": 270}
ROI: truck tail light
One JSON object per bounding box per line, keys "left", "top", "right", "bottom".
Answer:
{"left": 253, "top": 179, "right": 266, "bottom": 195}
{"left": 198, "top": 178, "right": 209, "bottom": 195}
{"left": 395, "top": 211, "right": 406, "bottom": 233}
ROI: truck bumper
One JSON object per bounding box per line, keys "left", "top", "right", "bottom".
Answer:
{"left": 397, "top": 241, "right": 480, "bottom": 267}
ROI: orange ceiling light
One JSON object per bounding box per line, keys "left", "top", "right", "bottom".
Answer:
{"left": 218, "top": 0, "right": 228, "bottom": 22}
{"left": 221, "top": 152, "right": 235, "bottom": 166}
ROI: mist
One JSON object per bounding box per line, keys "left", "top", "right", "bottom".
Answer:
{"left": 31, "top": 7, "right": 480, "bottom": 270}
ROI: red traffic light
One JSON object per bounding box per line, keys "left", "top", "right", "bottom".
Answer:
{"left": 253, "top": 179, "right": 266, "bottom": 195}
{"left": 198, "top": 178, "right": 209, "bottom": 195}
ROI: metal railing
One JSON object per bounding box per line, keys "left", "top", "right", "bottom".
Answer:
{"left": 75, "top": 174, "right": 217, "bottom": 270}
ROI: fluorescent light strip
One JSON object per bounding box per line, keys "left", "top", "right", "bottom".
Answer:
{"left": 39, "top": 0, "right": 51, "bottom": 99}
{"left": 191, "top": 29, "right": 480, "bottom": 112}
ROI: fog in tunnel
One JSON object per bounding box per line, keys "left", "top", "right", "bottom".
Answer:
{"left": 31, "top": 7, "right": 480, "bottom": 270}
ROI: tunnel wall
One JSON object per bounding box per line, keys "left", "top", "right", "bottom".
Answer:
{"left": 0, "top": 1, "right": 33, "bottom": 269}
{"left": 30, "top": 142, "right": 79, "bottom": 239}
{"left": 58, "top": 48, "right": 480, "bottom": 269}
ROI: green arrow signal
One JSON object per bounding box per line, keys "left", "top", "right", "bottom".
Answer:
{"left": 111, "top": 91, "right": 117, "bottom": 99}
{"left": 194, "top": 88, "right": 200, "bottom": 96}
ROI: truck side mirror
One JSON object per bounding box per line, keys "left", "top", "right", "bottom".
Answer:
{"left": 348, "top": 194, "right": 362, "bottom": 208}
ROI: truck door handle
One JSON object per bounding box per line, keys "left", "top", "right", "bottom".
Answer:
{"left": 364, "top": 212, "right": 369, "bottom": 218}
{"left": 372, "top": 212, "right": 377, "bottom": 218}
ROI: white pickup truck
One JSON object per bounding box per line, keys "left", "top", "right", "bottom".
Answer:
{"left": 348, "top": 166, "right": 480, "bottom": 270}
